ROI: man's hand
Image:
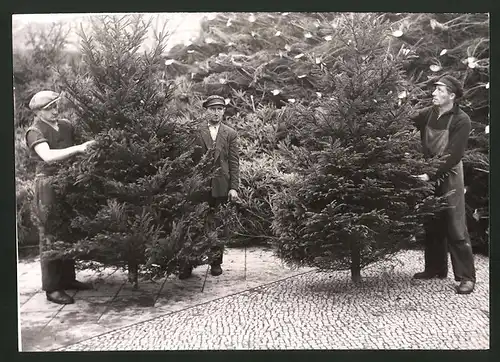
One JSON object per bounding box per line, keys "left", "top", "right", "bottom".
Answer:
{"left": 228, "top": 189, "right": 239, "bottom": 202}
{"left": 79, "top": 140, "right": 96, "bottom": 153}
{"left": 412, "top": 173, "right": 430, "bottom": 182}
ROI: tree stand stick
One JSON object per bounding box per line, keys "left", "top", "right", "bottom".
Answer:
{"left": 201, "top": 265, "right": 210, "bottom": 293}
{"left": 244, "top": 243, "right": 247, "bottom": 280}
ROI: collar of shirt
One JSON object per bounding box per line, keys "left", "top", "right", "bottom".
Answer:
{"left": 208, "top": 122, "right": 220, "bottom": 141}
{"left": 434, "top": 104, "right": 459, "bottom": 118}
{"left": 36, "top": 116, "right": 59, "bottom": 131}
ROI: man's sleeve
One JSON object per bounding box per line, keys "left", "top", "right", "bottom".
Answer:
{"left": 409, "top": 106, "right": 431, "bottom": 131}
{"left": 429, "top": 115, "right": 471, "bottom": 181}
{"left": 25, "top": 128, "right": 48, "bottom": 151}
{"left": 228, "top": 130, "right": 240, "bottom": 191}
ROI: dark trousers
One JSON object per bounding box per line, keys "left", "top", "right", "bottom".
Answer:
{"left": 423, "top": 212, "right": 476, "bottom": 282}
{"left": 33, "top": 176, "right": 77, "bottom": 292}
{"left": 41, "top": 259, "right": 76, "bottom": 292}
{"left": 207, "top": 196, "right": 227, "bottom": 265}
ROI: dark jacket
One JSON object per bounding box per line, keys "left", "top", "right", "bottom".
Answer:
{"left": 193, "top": 122, "right": 240, "bottom": 198}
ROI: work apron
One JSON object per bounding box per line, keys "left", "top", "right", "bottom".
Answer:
{"left": 423, "top": 113, "right": 467, "bottom": 240}
{"left": 422, "top": 110, "right": 475, "bottom": 281}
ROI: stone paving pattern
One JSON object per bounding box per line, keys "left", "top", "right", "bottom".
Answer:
{"left": 18, "top": 247, "right": 489, "bottom": 351}
{"left": 18, "top": 247, "right": 312, "bottom": 351}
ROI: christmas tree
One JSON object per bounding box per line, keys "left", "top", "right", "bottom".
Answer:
{"left": 269, "top": 13, "right": 454, "bottom": 282}
{"left": 49, "top": 15, "right": 226, "bottom": 286}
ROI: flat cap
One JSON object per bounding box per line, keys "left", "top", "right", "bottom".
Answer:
{"left": 202, "top": 95, "right": 226, "bottom": 108}
{"left": 29, "top": 90, "right": 62, "bottom": 110}
{"left": 434, "top": 75, "right": 464, "bottom": 99}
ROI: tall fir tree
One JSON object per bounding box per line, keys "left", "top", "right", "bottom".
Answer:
{"left": 270, "top": 13, "right": 451, "bottom": 282}
{"left": 50, "top": 15, "right": 225, "bottom": 286}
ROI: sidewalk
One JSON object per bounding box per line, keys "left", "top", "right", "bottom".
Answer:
{"left": 18, "top": 247, "right": 489, "bottom": 351}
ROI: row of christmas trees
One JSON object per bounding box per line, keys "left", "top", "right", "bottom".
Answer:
{"left": 164, "top": 12, "right": 489, "bottom": 253}
{"left": 14, "top": 12, "right": 489, "bottom": 284}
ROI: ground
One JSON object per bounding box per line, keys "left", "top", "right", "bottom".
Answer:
{"left": 17, "top": 247, "right": 489, "bottom": 351}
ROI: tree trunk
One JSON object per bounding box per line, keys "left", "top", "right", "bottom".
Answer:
{"left": 128, "top": 260, "right": 139, "bottom": 289}
{"left": 350, "top": 240, "right": 362, "bottom": 283}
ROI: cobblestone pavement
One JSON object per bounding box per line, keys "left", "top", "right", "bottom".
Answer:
{"left": 57, "top": 250, "right": 489, "bottom": 351}
{"left": 19, "top": 247, "right": 313, "bottom": 351}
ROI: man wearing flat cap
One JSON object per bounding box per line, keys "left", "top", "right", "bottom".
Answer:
{"left": 410, "top": 75, "right": 476, "bottom": 294}
{"left": 25, "top": 90, "right": 96, "bottom": 304}
{"left": 179, "top": 95, "right": 240, "bottom": 279}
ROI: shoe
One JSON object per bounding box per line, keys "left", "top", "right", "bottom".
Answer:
{"left": 456, "top": 281, "right": 475, "bottom": 294}
{"left": 65, "top": 280, "right": 93, "bottom": 290}
{"left": 413, "top": 270, "right": 447, "bottom": 279}
{"left": 210, "top": 264, "right": 223, "bottom": 276}
{"left": 178, "top": 265, "right": 193, "bottom": 280}
{"left": 46, "top": 290, "right": 75, "bottom": 305}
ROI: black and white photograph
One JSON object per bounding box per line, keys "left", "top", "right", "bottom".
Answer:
{"left": 13, "top": 12, "right": 490, "bottom": 351}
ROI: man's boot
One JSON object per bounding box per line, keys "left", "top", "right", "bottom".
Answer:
{"left": 413, "top": 270, "right": 448, "bottom": 279}
{"left": 46, "top": 290, "right": 74, "bottom": 305}
{"left": 178, "top": 264, "right": 193, "bottom": 280}
{"left": 456, "top": 280, "right": 475, "bottom": 294}
{"left": 210, "top": 263, "right": 223, "bottom": 276}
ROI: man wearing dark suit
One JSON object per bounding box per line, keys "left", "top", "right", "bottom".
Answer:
{"left": 179, "top": 95, "right": 240, "bottom": 279}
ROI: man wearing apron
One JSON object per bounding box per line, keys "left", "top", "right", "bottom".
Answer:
{"left": 25, "top": 90, "right": 96, "bottom": 304}
{"left": 410, "top": 75, "right": 476, "bottom": 294}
